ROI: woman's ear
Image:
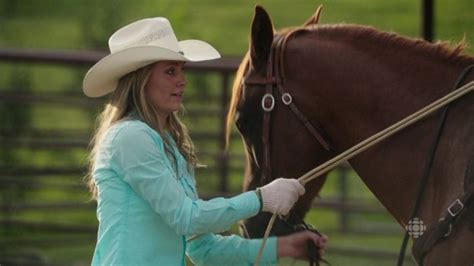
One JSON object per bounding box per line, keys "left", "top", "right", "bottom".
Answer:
{"left": 249, "top": 5, "right": 274, "bottom": 71}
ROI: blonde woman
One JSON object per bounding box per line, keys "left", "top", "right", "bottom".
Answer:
{"left": 83, "top": 17, "right": 327, "bottom": 266}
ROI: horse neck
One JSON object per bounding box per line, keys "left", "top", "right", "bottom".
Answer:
{"left": 287, "top": 28, "right": 474, "bottom": 225}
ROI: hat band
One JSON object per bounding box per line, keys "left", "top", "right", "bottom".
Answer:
{"left": 136, "top": 28, "right": 172, "bottom": 45}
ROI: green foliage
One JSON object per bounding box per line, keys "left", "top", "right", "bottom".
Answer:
{"left": 0, "top": 0, "right": 472, "bottom": 53}
{"left": 0, "top": 66, "right": 32, "bottom": 182}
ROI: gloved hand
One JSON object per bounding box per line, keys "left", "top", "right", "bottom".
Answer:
{"left": 259, "top": 178, "right": 305, "bottom": 215}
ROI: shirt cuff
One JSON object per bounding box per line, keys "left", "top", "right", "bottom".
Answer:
{"left": 248, "top": 236, "right": 278, "bottom": 265}
{"left": 228, "top": 190, "right": 261, "bottom": 218}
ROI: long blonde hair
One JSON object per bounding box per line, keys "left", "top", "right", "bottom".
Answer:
{"left": 86, "top": 63, "right": 198, "bottom": 199}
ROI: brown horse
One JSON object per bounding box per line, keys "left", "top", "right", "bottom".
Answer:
{"left": 226, "top": 6, "right": 474, "bottom": 265}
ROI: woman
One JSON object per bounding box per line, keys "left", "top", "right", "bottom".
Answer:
{"left": 83, "top": 17, "right": 327, "bottom": 265}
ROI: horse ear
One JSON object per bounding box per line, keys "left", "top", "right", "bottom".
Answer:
{"left": 303, "top": 5, "right": 323, "bottom": 27}
{"left": 250, "top": 5, "right": 274, "bottom": 69}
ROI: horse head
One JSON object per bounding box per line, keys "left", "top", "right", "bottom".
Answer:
{"left": 226, "top": 5, "right": 333, "bottom": 238}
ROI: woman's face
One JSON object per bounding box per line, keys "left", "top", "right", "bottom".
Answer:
{"left": 145, "top": 61, "right": 187, "bottom": 121}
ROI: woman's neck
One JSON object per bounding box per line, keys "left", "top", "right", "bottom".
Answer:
{"left": 157, "top": 112, "right": 170, "bottom": 129}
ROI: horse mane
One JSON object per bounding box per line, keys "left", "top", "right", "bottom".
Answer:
{"left": 309, "top": 24, "right": 472, "bottom": 64}
{"left": 225, "top": 24, "right": 472, "bottom": 149}
{"left": 225, "top": 52, "right": 250, "bottom": 149}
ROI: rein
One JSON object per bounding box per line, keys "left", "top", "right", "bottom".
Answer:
{"left": 246, "top": 30, "right": 474, "bottom": 265}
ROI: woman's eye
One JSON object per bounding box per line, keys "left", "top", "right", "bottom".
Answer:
{"left": 166, "top": 68, "right": 176, "bottom": 75}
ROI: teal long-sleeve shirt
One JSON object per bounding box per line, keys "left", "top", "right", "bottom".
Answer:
{"left": 91, "top": 118, "right": 278, "bottom": 265}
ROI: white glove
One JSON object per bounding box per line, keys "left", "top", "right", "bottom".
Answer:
{"left": 259, "top": 178, "right": 305, "bottom": 215}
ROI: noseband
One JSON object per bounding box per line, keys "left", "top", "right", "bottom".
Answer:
{"left": 244, "top": 29, "right": 334, "bottom": 182}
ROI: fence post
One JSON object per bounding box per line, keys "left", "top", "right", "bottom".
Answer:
{"left": 422, "top": 0, "right": 434, "bottom": 42}
{"left": 339, "top": 165, "right": 350, "bottom": 232}
{"left": 218, "top": 71, "right": 230, "bottom": 193}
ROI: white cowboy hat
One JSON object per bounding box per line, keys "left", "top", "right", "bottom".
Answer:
{"left": 82, "top": 17, "right": 221, "bottom": 97}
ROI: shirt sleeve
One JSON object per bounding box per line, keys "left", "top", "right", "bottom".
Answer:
{"left": 108, "top": 122, "right": 261, "bottom": 235}
{"left": 186, "top": 233, "right": 278, "bottom": 266}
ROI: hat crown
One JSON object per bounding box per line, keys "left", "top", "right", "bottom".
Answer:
{"left": 108, "top": 17, "right": 180, "bottom": 54}
{"left": 83, "top": 17, "right": 220, "bottom": 98}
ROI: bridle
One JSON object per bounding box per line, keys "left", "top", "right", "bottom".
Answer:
{"left": 242, "top": 29, "right": 333, "bottom": 265}
{"left": 243, "top": 29, "right": 334, "bottom": 183}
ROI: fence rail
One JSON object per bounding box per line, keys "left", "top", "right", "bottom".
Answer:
{"left": 0, "top": 47, "right": 410, "bottom": 264}
{"left": 0, "top": 47, "right": 242, "bottom": 71}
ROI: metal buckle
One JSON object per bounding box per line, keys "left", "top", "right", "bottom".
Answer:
{"left": 281, "top": 93, "right": 292, "bottom": 105}
{"left": 261, "top": 93, "right": 275, "bottom": 112}
{"left": 438, "top": 217, "right": 452, "bottom": 237}
{"left": 447, "top": 199, "right": 464, "bottom": 217}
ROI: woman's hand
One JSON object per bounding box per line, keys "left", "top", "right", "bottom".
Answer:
{"left": 277, "top": 230, "right": 328, "bottom": 260}
{"left": 259, "top": 178, "right": 305, "bottom": 215}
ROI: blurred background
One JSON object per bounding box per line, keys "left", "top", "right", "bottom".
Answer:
{"left": 0, "top": 0, "right": 472, "bottom": 265}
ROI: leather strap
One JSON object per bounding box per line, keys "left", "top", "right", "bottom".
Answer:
{"left": 244, "top": 29, "right": 335, "bottom": 183}
{"left": 261, "top": 35, "right": 283, "bottom": 182}
{"left": 397, "top": 64, "right": 474, "bottom": 265}
{"left": 412, "top": 183, "right": 474, "bottom": 262}
{"left": 273, "top": 29, "right": 333, "bottom": 152}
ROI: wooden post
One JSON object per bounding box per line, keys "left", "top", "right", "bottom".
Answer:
{"left": 219, "top": 72, "right": 230, "bottom": 193}
{"left": 339, "top": 166, "right": 350, "bottom": 232}
{"left": 422, "top": 0, "right": 434, "bottom": 42}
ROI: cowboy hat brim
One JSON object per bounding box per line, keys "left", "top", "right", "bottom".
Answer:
{"left": 83, "top": 40, "right": 220, "bottom": 98}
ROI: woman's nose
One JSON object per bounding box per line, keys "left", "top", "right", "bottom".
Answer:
{"left": 178, "top": 71, "right": 187, "bottom": 87}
